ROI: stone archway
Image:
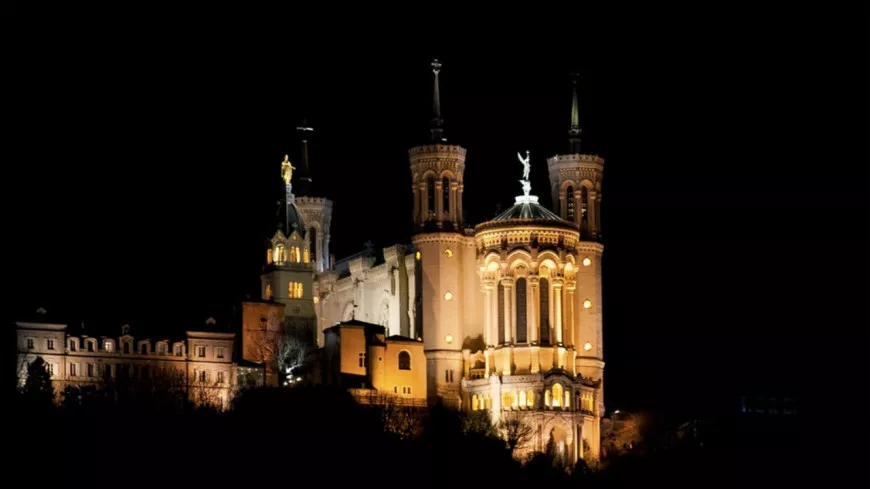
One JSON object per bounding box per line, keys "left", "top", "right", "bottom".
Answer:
{"left": 543, "top": 416, "right": 574, "bottom": 465}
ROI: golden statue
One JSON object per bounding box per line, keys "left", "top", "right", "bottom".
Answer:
{"left": 281, "top": 154, "right": 296, "bottom": 184}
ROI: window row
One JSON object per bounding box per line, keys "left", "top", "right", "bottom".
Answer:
{"left": 393, "top": 385, "right": 413, "bottom": 395}
{"left": 289, "top": 282, "right": 304, "bottom": 299}
{"left": 268, "top": 245, "right": 310, "bottom": 265}
{"left": 28, "top": 337, "right": 193, "bottom": 357}
{"left": 471, "top": 394, "right": 492, "bottom": 411}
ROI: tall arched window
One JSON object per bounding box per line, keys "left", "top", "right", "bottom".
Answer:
{"left": 566, "top": 185, "right": 576, "bottom": 222}
{"left": 519, "top": 390, "right": 527, "bottom": 407}
{"left": 497, "top": 281, "right": 505, "bottom": 344}
{"left": 265, "top": 283, "right": 272, "bottom": 300}
{"left": 309, "top": 228, "right": 318, "bottom": 267}
{"left": 539, "top": 278, "right": 550, "bottom": 344}
{"left": 426, "top": 177, "right": 436, "bottom": 217}
{"left": 442, "top": 177, "right": 450, "bottom": 215}
{"left": 516, "top": 277, "right": 527, "bottom": 343}
{"left": 580, "top": 186, "right": 589, "bottom": 234}
{"left": 398, "top": 351, "right": 411, "bottom": 370}
{"left": 552, "top": 383, "right": 564, "bottom": 408}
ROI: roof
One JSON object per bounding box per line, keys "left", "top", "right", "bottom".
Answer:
{"left": 476, "top": 195, "right": 576, "bottom": 232}
{"left": 386, "top": 335, "right": 422, "bottom": 344}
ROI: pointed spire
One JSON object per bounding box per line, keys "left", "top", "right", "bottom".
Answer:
{"left": 430, "top": 58, "right": 444, "bottom": 142}
{"left": 294, "top": 119, "right": 315, "bottom": 196}
{"left": 569, "top": 73, "right": 582, "bottom": 153}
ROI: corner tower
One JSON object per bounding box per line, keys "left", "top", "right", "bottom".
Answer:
{"left": 546, "top": 74, "right": 605, "bottom": 415}
{"left": 291, "top": 121, "right": 334, "bottom": 273}
{"left": 410, "top": 59, "right": 478, "bottom": 407}
{"left": 548, "top": 75, "right": 605, "bottom": 241}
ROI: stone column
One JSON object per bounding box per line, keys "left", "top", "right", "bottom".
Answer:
{"left": 419, "top": 183, "right": 428, "bottom": 222}
{"left": 482, "top": 282, "right": 494, "bottom": 346}
{"left": 559, "top": 194, "right": 567, "bottom": 220}
{"left": 502, "top": 278, "right": 513, "bottom": 345}
{"left": 450, "top": 182, "right": 458, "bottom": 226}
{"left": 528, "top": 276, "right": 539, "bottom": 344}
{"left": 589, "top": 191, "right": 598, "bottom": 238}
{"left": 574, "top": 189, "right": 583, "bottom": 226}
{"left": 553, "top": 278, "right": 564, "bottom": 345}
{"left": 565, "top": 281, "right": 576, "bottom": 348}
{"left": 457, "top": 184, "right": 464, "bottom": 227}
{"left": 412, "top": 185, "right": 419, "bottom": 224}
{"left": 435, "top": 180, "right": 443, "bottom": 223}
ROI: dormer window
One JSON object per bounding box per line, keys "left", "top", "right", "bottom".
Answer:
{"left": 157, "top": 343, "right": 166, "bottom": 355}
{"left": 275, "top": 245, "right": 287, "bottom": 265}
{"left": 69, "top": 340, "right": 77, "bottom": 352}
{"left": 104, "top": 341, "right": 114, "bottom": 352}
{"left": 123, "top": 342, "right": 130, "bottom": 354}
{"left": 175, "top": 344, "right": 183, "bottom": 357}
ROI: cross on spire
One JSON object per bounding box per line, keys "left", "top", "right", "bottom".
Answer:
{"left": 430, "top": 58, "right": 444, "bottom": 142}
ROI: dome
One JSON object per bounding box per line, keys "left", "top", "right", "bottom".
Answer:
{"left": 476, "top": 195, "right": 574, "bottom": 232}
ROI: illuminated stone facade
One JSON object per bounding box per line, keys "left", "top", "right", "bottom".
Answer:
{"left": 306, "top": 64, "right": 607, "bottom": 462}
{"left": 16, "top": 320, "right": 238, "bottom": 409}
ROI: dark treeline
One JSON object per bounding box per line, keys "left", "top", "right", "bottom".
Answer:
{"left": 12, "top": 381, "right": 810, "bottom": 489}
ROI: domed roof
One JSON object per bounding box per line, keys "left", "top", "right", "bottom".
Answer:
{"left": 476, "top": 195, "right": 575, "bottom": 232}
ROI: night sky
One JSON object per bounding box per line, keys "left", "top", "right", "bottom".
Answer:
{"left": 10, "top": 5, "right": 868, "bottom": 419}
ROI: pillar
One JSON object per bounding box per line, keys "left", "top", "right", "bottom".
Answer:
{"left": 483, "top": 283, "right": 494, "bottom": 346}
{"left": 412, "top": 185, "right": 419, "bottom": 224}
{"left": 589, "top": 191, "right": 598, "bottom": 237}
{"left": 435, "top": 180, "right": 443, "bottom": 223}
{"left": 528, "top": 277, "right": 539, "bottom": 344}
{"left": 553, "top": 278, "right": 563, "bottom": 345}
{"left": 502, "top": 279, "right": 513, "bottom": 344}
{"left": 457, "top": 184, "right": 464, "bottom": 227}
{"left": 574, "top": 189, "right": 583, "bottom": 226}
{"left": 566, "top": 282, "right": 575, "bottom": 348}
{"left": 559, "top": 194, "right": 567, "bottom": 220}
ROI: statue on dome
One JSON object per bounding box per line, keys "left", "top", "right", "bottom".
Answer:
{"left": 281, "top": 154, "right": 296, "bottom": 184}
{"left": 517, "top": 150, "right": 531, "bottom": 180}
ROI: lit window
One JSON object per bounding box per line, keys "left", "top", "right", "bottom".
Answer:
{"left": 444, "top": 291, "right": 453, "bottom": 301}
{"left": 313, "top": 296, "right": 319, "bottom": 304}
{"left": 265, "top": 283, "right": 273, "bottom": 300}
{"left": 216, "top": 347, "right": 224, "bottom": 359}
{"left": 289, "top": 282, "right": 304, "bottom": 299}
{"left": 105, "top": 341, "right": 113, "bottom": 352}
{"left": 527, "top": 390, "right": 534, "bottom": 407}
{"left": 444, "top": 249, "right": 453, "bottom": 258}
{"left": 26, "top": 338, "right": 34, "bottom": 349}
{"left": 445, "top": 334, "right": 454, "bottom": 344}
{"left": 472, "top": 395, "right": 479, "bottom": 410}
{"left": 46, "top": 363, "right": 54, "bottom": 376}
{"left": 398, "top": 351, "right": 411, "bottom": 370}
{"left": 485, "top": 396, "right": 492, "bottom": 410}
{"left": 303, "top": 248, "right": 310, "bottom": 263}
{"left": 217, "top": 371, "right": 225, "bottom": 384}
{"left": 196, "top": 346, "right": 206, "bottom": 358}
{"left": 565, "top": 390, "right": 571, "bottom": 408}
{"left": 552, "top": 383, "right": 564, "bottom": 408}
{"left": 582, "top": 257, "right": 592, "bottom": 267}
{"left": 47, "top": 338, "right": 55, "bottom": 350}
{"left": 266, "top": 248, "right": 273, "bottom": 264}
{"left": 198, "top": 370, "right": 207, "bottom": 383}
{"left": 415, "top": 251, "right": 421, "bottom": 260}
{"left": 519, "top": 390, "right": 527, "bottom": 407}
{"left": 584, "top": 342, "right": 592, "bottom": 351}
{"left": 70, "top": 363, "right": 77, "bottom": 376}
{"left": 69, "top": 340, "right": 77, "bottom": 352}
{"left": 175, "top": 345, "right": 183, "bottom": 357}
{"left": 583, "top": 299, "right": 592, "bottom": 309}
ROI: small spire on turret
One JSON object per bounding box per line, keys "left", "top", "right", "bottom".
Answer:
{"left": 430, "top": 58, "right": 444, "bottom": 142}
{"left": 569, "top": 73, "right": 582, "bottom": 154}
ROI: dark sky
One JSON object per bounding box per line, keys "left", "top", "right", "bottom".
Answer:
{"left": 10, "top": 5, "right": 868, "bottom": 417}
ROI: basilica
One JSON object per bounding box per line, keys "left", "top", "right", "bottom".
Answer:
{"left": 263, "top": 60, "right": 606, "bottom": 462}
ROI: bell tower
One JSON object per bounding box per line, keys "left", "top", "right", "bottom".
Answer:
{"left": 548, "top": 74, "right": 605, "bottom": 241}
{"left": 547, "top": 74, "right": 605, "bottom": 409}
{"left": 410, "top": 59, "right": 470, "bottom": 407}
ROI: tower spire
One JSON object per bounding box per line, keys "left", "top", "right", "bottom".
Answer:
{"left": 294, "top": 119, "right": 315, "bottom": 196}
{"left": 430, "top": 58, "right": 444, "bottom": 142}
{"left": 569, "top": 73, "right": 582, "bottom": 153}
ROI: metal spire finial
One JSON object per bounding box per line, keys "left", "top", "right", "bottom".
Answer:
{"left": 569, "top": 73, "right": 582, "bottom": 153}
{"left": 430, "top": 58, "right": 444, "bottom": 142}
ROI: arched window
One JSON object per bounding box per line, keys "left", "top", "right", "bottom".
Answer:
{"left": 580, "top": 186, "right": 589, "bottom": 234}
{"left": 426, "top": 177, "right": 436, "bottom": 217}
{"left": 265, "top": 283, "right": 272, "bottom": 300}
{"left": 552, "top": 383, "right": 564, "bottom": 408}
{"left": 497, "top": 281, "right": 505, "bottom": 344}
{"left": 564, "top": 389, "right": 571, "bottom": 408}
{"left": 545, "top": 390, "right": 551, "bottom": 407}
{"left": 519, "top": 390, "right": 527, "bottom": 407}
{"left": 472, "top": 395, "right": 479, "bottom": 411}
{"left": 527, "top": 390, "right": 535, "bottom": 408}
{"left": 442, "top": 177, "right": 450, "bottom": 215}
{"left": 309, "top": 227, "right": 318, "bottom": 266}
{"left": 266, "top": 248, "right": 273, "bottom": 264}
{"left": 276, "top": 245, "right": 286, "bottom": 264}
{"left": 398, "top": 351, "right": 411, "bottom": 370}
{"left": 539, "top": 278, "right": 550, "bottom": 344}
{"left": 303, "top": 248, "right": 310, "bottom": 264}
{"left": 566, "top": 185, "right": 576, "bottom": 222}
{"left": 516, "top": 277, "right": 527, "bottom": 343}
{"left": 484, "top": 396, "right": 492, "bottom": 410}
